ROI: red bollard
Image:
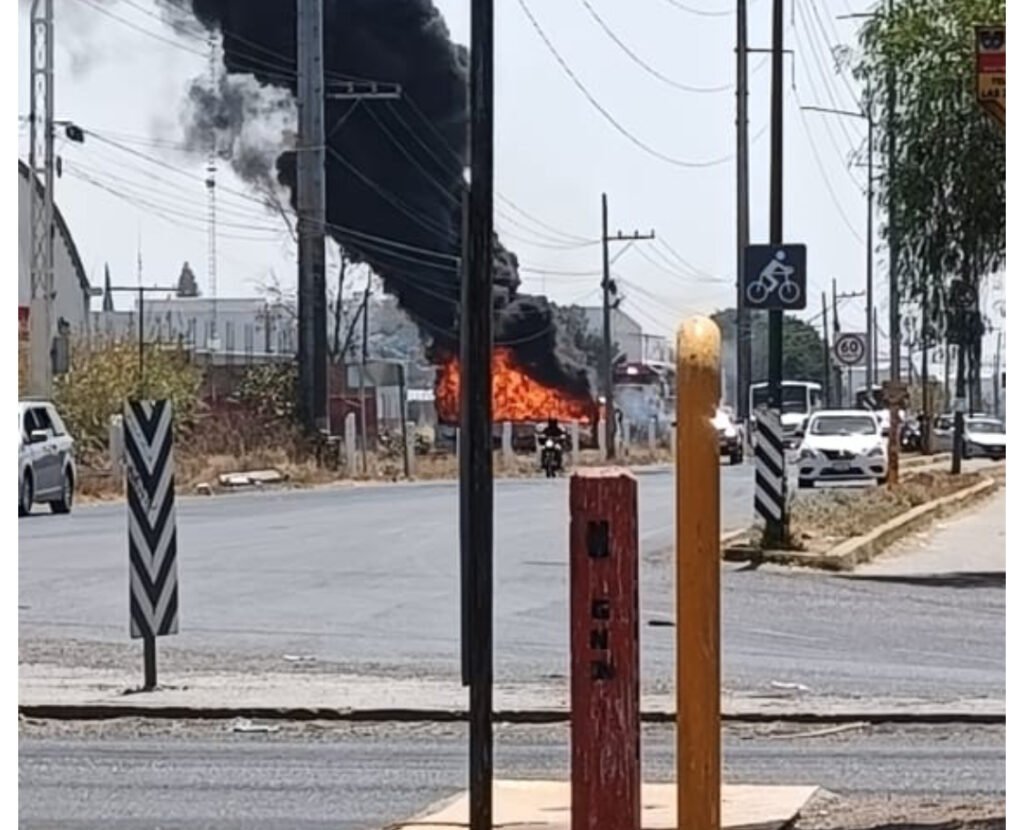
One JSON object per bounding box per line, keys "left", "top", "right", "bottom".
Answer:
{"left": 570, "top": 468, "right": 640, "bottom": 830}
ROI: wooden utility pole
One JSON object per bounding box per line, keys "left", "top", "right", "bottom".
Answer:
{"left": 600, "top": 194, "right": 654, "bottom": 460}
{"left": 296, "top": 0, "right": 328, "bottom": 434}
{"left": 461, "top": 1, "right": 495, "bottom": 828}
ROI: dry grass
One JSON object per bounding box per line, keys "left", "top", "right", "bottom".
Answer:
{"left": 742, "top": 470, "right": 988, "bottom": 552}
{"left": 74, "top": 440, "right": 675, "bottom": 503}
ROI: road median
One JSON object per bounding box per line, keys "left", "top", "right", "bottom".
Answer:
{"left": 724, "top": 464, "right": 1002, "bottom": 571}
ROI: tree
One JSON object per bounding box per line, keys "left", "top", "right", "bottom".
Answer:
{"left": 177, "top": 261, "right": 200, "bottom": 297}
{"left": 855, "top": 0, "right": 1005, "bottom": 388}
{"left": 712, "top": 309, "right": 827, "bottom": 386}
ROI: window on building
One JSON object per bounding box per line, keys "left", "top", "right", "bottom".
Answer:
{"left": 225, "top": 321, "right": 235, "bottom": 352}
{"left": 244, "top": 324, "right": 254, "bottom": 355}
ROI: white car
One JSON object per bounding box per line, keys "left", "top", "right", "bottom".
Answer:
{"left": 962, "top": 417, "right": 1006, "bottom": 460}
{"left": 796, "top": 410, "right": 888, "bottom": 488}
{"left": 18, "top": 400, "right": 77, "bottom": 516}
{"left": 713, "top": 407, "right": 744, "bottom": 465}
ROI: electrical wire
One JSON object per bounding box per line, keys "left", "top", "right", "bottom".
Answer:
{"left": 657, "top": 0, "right": 734, "bottom": 19}
{"left": 73, "top": 0, "right": 208, "bottom": 58}
{"left": 790, "top": 88, "right": 866, "bottom": 243}
{"left": 577, "top": 0, "right": 764, "bottom": 94}
{"left": 516, "top": 0, "right": 743, "bottom": 169}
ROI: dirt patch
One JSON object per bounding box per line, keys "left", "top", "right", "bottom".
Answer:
{"left": 75, "top": 445, "right": 673, "bottom": 503}
{"left": 794, "top": 792, "right": 1004, "bottom": 830}
{"left": 736, "top": 471, "right": 988, "bottom": 554}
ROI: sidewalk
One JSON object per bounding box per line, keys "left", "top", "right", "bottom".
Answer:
{"left": 18, "top": 662, "right": 1004, "bottom": 721}
{"left": 853, "top": 489, "right": 1005, "bottom": 577}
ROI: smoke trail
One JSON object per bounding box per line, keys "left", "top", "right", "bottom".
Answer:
{"left": 180, "top": 0, "right": 591, "bottom": 397}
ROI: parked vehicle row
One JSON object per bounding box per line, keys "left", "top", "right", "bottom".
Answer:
{"left": 796, "top": 409, "right": 888, "bottom": 489}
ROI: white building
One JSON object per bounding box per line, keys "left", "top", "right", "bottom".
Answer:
{"left": 581, "top": 307, "right": 644, "bottom": 363}
{"left": 92, "top": 297, "right": 297, "bottom": 357}
{"left": 18, "top": 160, "right": 93, "bottom": 332}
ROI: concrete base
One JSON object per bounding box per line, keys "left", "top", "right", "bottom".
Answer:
{"left": 395, "top": 779, "right": 818, "bottom": 830}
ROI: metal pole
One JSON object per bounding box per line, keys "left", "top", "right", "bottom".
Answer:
{"left": 887, "top": 0, "right": 899, "bottom": 388}
{"left": 866, "top": 108, "right": 874, "bottom": 390}
{"left": 676, "top": 317, "right": 721, "bottom": 830}
{"left": 833, "top": 278, "right": 841, "bottom": 406}
{"left": 297, "top": 0, "right": 328, "bottom": 434}
{"left": 601, "top": 193, "right": 615, "bottom": 460}
{"left": 463, "top": 0, "right": 495, "bottom": 826}
{"left": 138, "top": 286, "right": 145, "bottom": 397}
{"left": 398, "top": 362, "right": 410, "bottom": 479}
{"left": 993, "top": 331, "right": 1002, "bottom": 419}
{"left": 821, "top": 292, "right": 831, "bottom": 406}
{"left": 765, "top": 0, "right": 786, "bottom": 547}
{"left": 736, "top": 0, "right": 751, "bottom": 423}
{"left": 360, "top": 274, "right": 370, "bottom": 474}
{"left": 143, "top": 634, "right": 157, "bottom": 690}
{"left": 28, "top": 0, "right": 55, "bottom": 398}
{"left": 952, "top": 335, "right": 965, "bottom": 474}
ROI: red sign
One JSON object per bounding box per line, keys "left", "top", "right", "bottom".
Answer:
{"left": 570, "top": 469, "right": 640, "bottom": 830}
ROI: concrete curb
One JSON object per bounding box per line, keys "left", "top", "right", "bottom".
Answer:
{"left": 725, "top": 476, "right": 999, "bottom": 571}
{"left": 17, "top": 704, "right": 1005, "bottom": 725}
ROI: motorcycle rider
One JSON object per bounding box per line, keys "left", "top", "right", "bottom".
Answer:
{"left": 538, "top": 417, "right": 567, "bottom": 474}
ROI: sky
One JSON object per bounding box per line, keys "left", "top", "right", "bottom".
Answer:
{"left": 16, "top": 0, "right": 1003, "bottom": 364}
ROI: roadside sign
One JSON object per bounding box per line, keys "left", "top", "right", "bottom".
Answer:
{"left": 833, "top": 332, "right": 867, "bottom": 366}
{"left": 742, "top": 244, "right": 807, "bottom": 311}
{"left": 975, "top": 26, "right": 1005, "bottom": 128}
{"left": 124, "top": 399, "right": 179, "bottom": 690}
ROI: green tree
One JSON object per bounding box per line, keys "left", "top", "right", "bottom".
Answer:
{"left": 176, "top": 261, "right": 200, "bottom": 297}
{"left": 54, "top": 338, "right": 203, "bottom": 463}
{"left": 855, "top": 0, "right": 1004, "bottom": 374}
{"left": 712, "top": 309, "right": 827, "bottom": 386}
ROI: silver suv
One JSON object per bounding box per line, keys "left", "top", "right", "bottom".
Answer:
{"left": 18, "top": 400, "right": 76, "bottom": 516}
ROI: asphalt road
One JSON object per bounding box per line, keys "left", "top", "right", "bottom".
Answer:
{"left": 19, "top": 464, "right": 1005, "bottom": 702}
{"left": 17, "top": 721, "right": 1005, "bottom": 830}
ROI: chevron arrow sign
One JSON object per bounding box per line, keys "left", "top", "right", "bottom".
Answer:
{"left": 124, "top": 399, "right": 179, "bottom": 640}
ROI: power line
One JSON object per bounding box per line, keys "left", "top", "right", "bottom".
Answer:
{"left": 657, "top": 0, "right": 734, "bottom": 19}
{"left": 805, "top": 0, "right": 864, "bottom": 106}
{"left": 793, "top": 0, "right": 860, "bottom": 152}
{"left": 790, "top": 87, "right": 865, "bottom": 243}
{"left": 516, "top": 0, "right": 743, "bottom": 169}
{"left": 73, "top": 0, "right": 208, "bottom": 58}
{"left": 577, "top": 0, "right": 765, "bottom": 93}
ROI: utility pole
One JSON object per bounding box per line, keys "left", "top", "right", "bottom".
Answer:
{"left": 993, "top": 331, "right": 1002, "bottom": 420}
{"left": 873, "top": 306, "right": 880, "bottom": 384}
{"left": 832, "top": 278, "right": 841, "bottom": 405}
{"left": 821, "top": 292, "right": 831, "bottom": 406}
{"left": 886, "top": 0, "right": 899, "bottom": 390}
{"left": 600, "top": 193, "right": 655, "bottom": 460}
{"left": 360, "top": 272, "right": 371, "bottom": 474}
{"left": 735, "top": 0, "right": 752, "bottom": 425}
{"left": 461, "top": 1, "right": 495, "bottom": 829}
{"left": 296, "top": 0, "right": 328, "bottom": 435}
{"left": 865, "top": 100, "right": 874, "bottom": 390}
{"left": 28, "top": 0, "right": 54, "bottom": 398}
{"left": 765, "top": 0, "right": 785, "bottom": 546}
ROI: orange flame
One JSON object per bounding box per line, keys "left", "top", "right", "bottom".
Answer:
{"left": 435, "top": 347, "right": 595, "bottom": 424}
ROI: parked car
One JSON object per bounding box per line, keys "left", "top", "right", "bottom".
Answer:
{"left": 962, "top": 416, "right": 1006, "bottom": 460}
{"left": 713, "top": 407, "right": 744, "bottom": 465}
{"left": 796, "top": 409, "right": 888, "bottom": 489}
{"left": 931, "top": 413, "right": 956, "bottom": 453}
{"left": 18, "top": 400, "right": 76, "bottom": 516}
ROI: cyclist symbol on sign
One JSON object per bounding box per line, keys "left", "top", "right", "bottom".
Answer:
{"left": 747, "top": 250, "right": 802, "bottom": 306}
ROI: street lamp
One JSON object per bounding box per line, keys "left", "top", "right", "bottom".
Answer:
{"left": 801, "top": 100, "right": 876, "bottom": 390}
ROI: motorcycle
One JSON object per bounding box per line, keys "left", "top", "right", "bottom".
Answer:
{"left": 539, "top": 437, "right": 564, "bottom": 478}
{"left": 900, "top": 420, "right": 922, "bottom": 452}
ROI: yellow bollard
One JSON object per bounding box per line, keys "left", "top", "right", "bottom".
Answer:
{"left": 675, "top": 316, "right": 721, "bottom": 830}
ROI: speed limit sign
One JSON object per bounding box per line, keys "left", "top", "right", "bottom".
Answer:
{"left": 834, "top": 332, "right": 867, "bottom": 366}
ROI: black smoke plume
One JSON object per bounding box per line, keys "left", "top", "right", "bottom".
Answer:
{"left": 181, "top": 0, "right": 591, "bottom": 399}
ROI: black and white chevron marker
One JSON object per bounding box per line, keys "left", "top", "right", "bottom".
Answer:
{"left": 124, "top": 399, "right": 179, "bottom": 642}
{"left": 754, "top": 408, "right": 786, "bottom": 524}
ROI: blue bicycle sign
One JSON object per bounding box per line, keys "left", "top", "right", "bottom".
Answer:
{"left": 742, "top": 244, "right": 807, "bottom": 311}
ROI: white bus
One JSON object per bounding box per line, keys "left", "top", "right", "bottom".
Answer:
{"left": 749, "top": 380, "right": 823, "bottom": 446}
